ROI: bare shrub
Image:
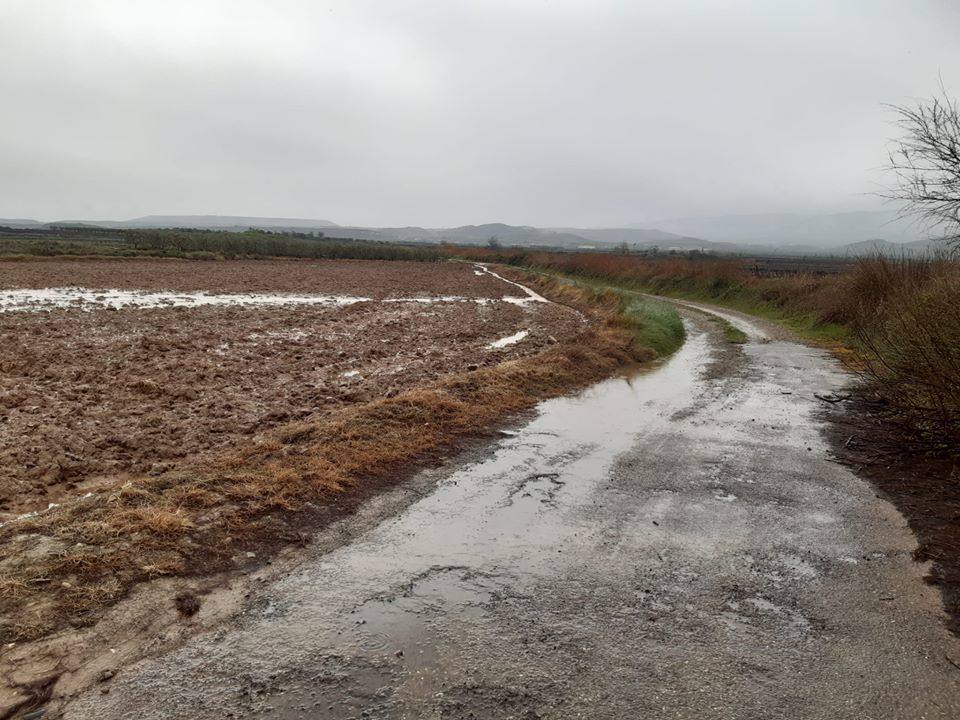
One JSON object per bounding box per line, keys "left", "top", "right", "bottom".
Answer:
{"left": 850, "top": 256, "right": 960, "bottom": 444}
{"left": 886, "top": 86, "right": 960, "bottom": 249}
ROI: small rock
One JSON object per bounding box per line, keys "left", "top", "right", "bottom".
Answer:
{"left": 97, "top": 669, "right": 115, "bottom": 683}
{"left": 394, "top": 649, "right": 404, "bottom": 657}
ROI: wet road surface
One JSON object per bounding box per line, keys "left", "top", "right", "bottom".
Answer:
{"left": 63, "top": 307, "right": 960, "bottom": 719}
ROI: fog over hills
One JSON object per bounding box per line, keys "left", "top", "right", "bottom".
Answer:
{"left": 124, "top": 215, "right": 340, "bottom": 230}
{"left": 1, "top": 211, "right": 950, "bottom": 256}
{"left": 44, "top": 215, "right": 341, "bottom": 231}
{"left": 648, "top": 210, "right": 927, "bottom": 248}
{"left": 328, "top": 224, "right": 596, "bottom": 249}
{"left": 548, "top": 227, "right": 697, "bottom": 247}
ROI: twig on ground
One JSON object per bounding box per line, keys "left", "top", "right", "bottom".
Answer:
{"left": 815, "top": 392, "right": 852, "bottom": 404}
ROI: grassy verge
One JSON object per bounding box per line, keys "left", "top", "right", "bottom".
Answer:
{"left": 0, "top": 268, "right": 682, "bottom": 645}
{"left": 629, "top": 284, "right": 849, "bottom": 345}
{"left": 527, "top": 266, "right": 773, "bottom": 352}
{"left": 712, "top": 316, "right": 748, "bottom": 344}
{"left": 538, "top": 268, "right": 847, "bottom": 346}
{"left": 534, "top": 271, "right": 685, "bottom": 358}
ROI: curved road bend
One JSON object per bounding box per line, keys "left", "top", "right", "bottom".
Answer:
{"left": 64, "top": 306, "right": 960, "bottom": 719}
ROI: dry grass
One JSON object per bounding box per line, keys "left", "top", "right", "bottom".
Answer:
{"left": 0, "top": 270, "right": 659, "bottom": 644}
{"left": 847, "top": 257, "right": 960, "bottom": 445}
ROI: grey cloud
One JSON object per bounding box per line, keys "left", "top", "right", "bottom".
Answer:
{"left": 2, "top": 0, "right": 958, "bottom": 226}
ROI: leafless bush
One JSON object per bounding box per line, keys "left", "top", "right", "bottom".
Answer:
{"left": 849, "top": 257, "right": 960, "bottom": 445}
{"left": 886, "top": 86, "right": 960, "bottom": 249}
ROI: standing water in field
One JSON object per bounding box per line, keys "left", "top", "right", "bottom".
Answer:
{"left": 0, "top": 287, "right": 549, "bottom": 312}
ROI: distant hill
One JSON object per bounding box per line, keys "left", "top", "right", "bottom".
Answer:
{"left": 0, "top": 218, "right": 43, "bottom": 228}
{"left": 3, "top": 213, "right": 952, "bottom": 256}
{"left": 648, "top": 211, "right": 930, "bottom": 248}
{"left": 127, "top": 215, "right": 339, "bottom": 230}
{"left": 548, "top": 227, "right": 705, "bottom": 249}
{"left": 44, "top": 215, "right": 340, "bottom": 231}
{"left": 329, "top": 224, "right": 609, "bottom": 249}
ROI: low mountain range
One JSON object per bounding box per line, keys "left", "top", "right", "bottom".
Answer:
{"left": 1, "top": 211, "right": 951, "bottom": 256}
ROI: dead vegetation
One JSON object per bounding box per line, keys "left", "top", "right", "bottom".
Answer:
{"left": 845, "top": 257, "right": 960, "bottom": 444}
{"left": 0, "top": 269, "right": 659, "bottom": 645}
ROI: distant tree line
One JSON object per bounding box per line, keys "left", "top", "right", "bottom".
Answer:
{"left": 122, "top": 229, "right": 442, "bottom": 261}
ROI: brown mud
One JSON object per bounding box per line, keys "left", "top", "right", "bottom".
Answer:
{"left": 825, "top": 400, "right": 960, "bottom": 633}
{"left": 0, "top": 260, "right": 580, "bottom": 520}
{"left": 0, "top": 258, "right": 511, "bottom": 297}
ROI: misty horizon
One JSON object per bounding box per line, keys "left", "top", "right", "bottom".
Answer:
{"left": 0, "top": 206, "right": 921, "bottom": 232}
{"left": 3, "top": 1, "right": 959, "bottom": 227}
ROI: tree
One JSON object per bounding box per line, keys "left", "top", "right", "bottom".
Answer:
{"left": 886, "top": 86, "right": 960, "bottom": 247}
{"left": 487, "top": 236, "right": 501, "bottom": 249}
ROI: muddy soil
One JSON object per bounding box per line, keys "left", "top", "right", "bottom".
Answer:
{"left": 0, "top": 260, "right": 581, "bottom": 520}
{"left": 826, "top": 399, "right": 960, "bottom": 632}
{"left": 44, "top": 307, "right": 960, "bottom": 719}
{"left": 0, "top": 259, "right": 511, "bottom": 297}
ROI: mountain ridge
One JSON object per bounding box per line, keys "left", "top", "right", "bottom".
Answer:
{"left": 1, "top": 212, "right": 951, "bottom": 256}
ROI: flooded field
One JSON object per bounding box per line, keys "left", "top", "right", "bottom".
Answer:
{"left": 0, "top": 259, "right": 580, "bottom": 521}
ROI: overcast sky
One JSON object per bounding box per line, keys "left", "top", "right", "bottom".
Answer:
{"left": 1, "top": 0, "right": 958, "bottom": 227}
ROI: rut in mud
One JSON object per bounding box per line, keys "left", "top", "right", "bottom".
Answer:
{"left": 51, "top": 306, "right": 960, "bottom": 719}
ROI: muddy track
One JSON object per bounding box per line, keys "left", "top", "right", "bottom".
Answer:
{"left": 49, "top": 305, "right": 960, "bottom": 718}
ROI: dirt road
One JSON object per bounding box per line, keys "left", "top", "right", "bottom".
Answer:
{"left": 61, "top": 306, "right": 960, "bottom": 719}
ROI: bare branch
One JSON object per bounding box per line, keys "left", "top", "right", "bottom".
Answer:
{"left": 883, "top": 88, "right": 960, "bottom": 248}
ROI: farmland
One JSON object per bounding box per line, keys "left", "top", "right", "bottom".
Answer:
{"left": 0, "top": 259, "right": 588, "bottom": 522}
{"left": 0, "top": 254, "right": 681, "bottom": 680}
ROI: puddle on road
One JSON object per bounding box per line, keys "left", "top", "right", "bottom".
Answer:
{"left": 248, "top": 324, "right": 713, "bottom": 718}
